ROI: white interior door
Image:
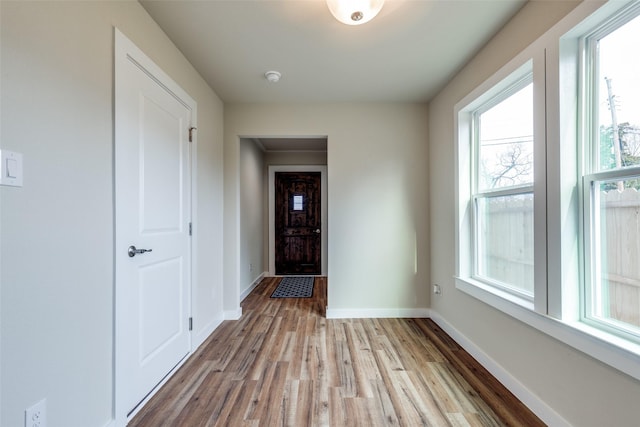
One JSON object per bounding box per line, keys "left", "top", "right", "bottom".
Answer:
{"left": 115, "top": 29, "right": 195, "bottom": 419}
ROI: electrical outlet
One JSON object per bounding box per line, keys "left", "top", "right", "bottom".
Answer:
{"left": 25, "top": 399, "right": 46, "bottom": 427}
{"left": 433, "top": 284, "right": 442, "bottom": 295}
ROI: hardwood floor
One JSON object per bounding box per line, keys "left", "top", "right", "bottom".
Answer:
{"left": 129, "top": 277, "right": 544, "bottom": 426}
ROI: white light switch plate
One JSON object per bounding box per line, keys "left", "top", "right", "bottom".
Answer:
{"left": 0, "top": 150, "right": 23, "bottom": 187}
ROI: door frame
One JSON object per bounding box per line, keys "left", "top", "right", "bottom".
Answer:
{"left": 114, "top": 28, "right": 198, "bottom": 425}
{"left": 269, "top": 165, "right": 327, "bottom": 276}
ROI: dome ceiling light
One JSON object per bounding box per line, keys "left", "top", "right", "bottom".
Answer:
{"left": 326, "top": 0, "right": 384, "bottom": 25}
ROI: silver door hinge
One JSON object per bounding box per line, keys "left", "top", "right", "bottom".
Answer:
{"left": 189, "top": 222, "right": 192, "bottom": 236}
{"left": 189, "top": 317, "right": 193, "bottom": 331}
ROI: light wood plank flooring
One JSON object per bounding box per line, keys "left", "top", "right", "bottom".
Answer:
{"left": 129, "top": 277, "right": 544, "bottom": 426}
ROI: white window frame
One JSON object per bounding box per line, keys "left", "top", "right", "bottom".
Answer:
{"left": 471, "top": 74, "right": 535, "bottom": 302}
{"left": 454, "top": 0, "right": 640, "bottom": 383}
{"left": 580, "top": 2, "right": 640, "bottom": 344}
{"left": 456, "top": 55, "right": 546, "bottom": 314}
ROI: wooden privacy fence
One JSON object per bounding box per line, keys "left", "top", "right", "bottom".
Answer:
{"left": 483, "top": 188, "right": 640, "bottom": 328}
{"left": 601, "top": 188, "right": 640, "bottom": 328}
{"left": 483, "top": 195, "right": 534, "bottom": 295}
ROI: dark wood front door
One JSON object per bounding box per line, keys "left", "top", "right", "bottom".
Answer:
{"left": 275, "top": 172, "right": 321, "bottom": 275}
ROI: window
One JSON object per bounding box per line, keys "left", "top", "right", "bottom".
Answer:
{"left": 456, "top": 60, "right": 539, "bottom": 308}
{"left": 473, "top": 80, "right": 534, "bottom": 299}
{"left": 582, "top": 7, "right": 640, "bottom": 341}
{"left": 454, "top": 0, "right": 640, "bottom": 384}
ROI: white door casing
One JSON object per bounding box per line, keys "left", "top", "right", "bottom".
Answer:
{"left": 114, "top": 29, "right": 196, "bottom": 422}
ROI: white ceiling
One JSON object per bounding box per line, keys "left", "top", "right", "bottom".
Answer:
{"left": 140, "top": 0, "right": 526, "bottom": 104}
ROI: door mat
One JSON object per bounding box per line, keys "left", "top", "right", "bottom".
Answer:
{"left": 271, "top": 276, "right": 314, "bottom": 298}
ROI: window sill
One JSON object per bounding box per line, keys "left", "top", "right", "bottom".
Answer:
{"left": 455, "top": 276, "right": 640, "bottom": 382}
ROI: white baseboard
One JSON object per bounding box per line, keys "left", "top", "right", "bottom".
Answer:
{"left": 326, "top": 307, "right": 430, "bottom": 319}
{"left": 193, "top": 314, "right": 224, "bottom": 350}
{"left": 224, "top": 307, "right": 242, "bottom": 320}
{"left": 428, "top": 310, "right": 571, "bottom": 427}
{"left": 240, "top": 271, "right": 267, "bottom": 301}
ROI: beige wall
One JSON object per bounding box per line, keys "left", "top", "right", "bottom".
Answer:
{"left": 429, "top": 1, "right": 640, "bottom": 425}
{"left": 239, "top": 139, "right": 266, "bottom": 295}
{"left": 225, "top": 103, "right": 429, "bottom": 316}
{"left": 0, "top": 1, "right": 224, "bottom": 426}
{"left": 264, "top": 151, "right": 327, "bottom": 167}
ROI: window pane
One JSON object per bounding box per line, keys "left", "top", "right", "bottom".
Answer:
{"left": 596, "top": 15, "right": 640, "bottom": 171}
{"left": 293, "top": 195, "right": 303, "bottom": 211}
{"left": 591, "top": 179, "right": 640, "bottom": 331}
{"left": 476, "top": 193, "right": 534, "bottom": 296}
{"left": 478, "top": 83, "right": 533, "bottom": 190}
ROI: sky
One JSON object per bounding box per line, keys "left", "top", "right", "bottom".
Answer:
{"left": 479, "top": 83, "right": 533, "bottom": 189}
{"left": 598, "top": 13, "right": 640, "bottom": 128}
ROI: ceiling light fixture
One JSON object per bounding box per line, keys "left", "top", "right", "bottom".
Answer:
{"left": 264, "top": 70, "right": 281, "bottom": 83}
{"left": 326, "top": 0, "right": 384, "bottom": 26}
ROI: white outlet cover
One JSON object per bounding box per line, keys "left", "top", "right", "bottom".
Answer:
{"left": 0, "top": 149, "right": 23, "bottom": 187}
{"left": 25, "top": 398, "right": 46, "bottom": 427}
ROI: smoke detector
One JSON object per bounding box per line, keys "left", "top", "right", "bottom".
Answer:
{"left": 264, "top": 71, "right": 281, "bottom": 83}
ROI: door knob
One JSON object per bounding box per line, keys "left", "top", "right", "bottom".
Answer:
{"left": 314, "top": 229, "right": 321, "bottom": 234}
{"left": 128, "top": 245, "right": 153, "bottom": 257}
